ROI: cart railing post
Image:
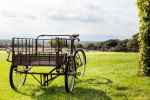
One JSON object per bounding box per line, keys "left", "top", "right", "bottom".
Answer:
{"left": 12, "top": 38, "right": 15, "bottom": 54}
{"left": 12, "top": 38, "right": 15, "bottom": 65}
{"left": 35, "top": 39, "right": 38, "bottom": 55}
{"left": 71, "top": 39, "right": 74, "bottom": 54}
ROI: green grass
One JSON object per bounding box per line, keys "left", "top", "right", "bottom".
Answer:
{"left": 0, "top": 51, "right": 150, "bottom": 100}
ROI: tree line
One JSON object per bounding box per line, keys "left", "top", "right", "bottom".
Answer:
{"left": 0, "top": 33, "right": 139, "bottom": 52}
{"left": 78, "top": 33, "right": 139, "bottom": 52}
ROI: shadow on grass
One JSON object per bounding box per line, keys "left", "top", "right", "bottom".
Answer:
{"left": 32, "top": 86, "right": 112, "bottom": 100}
{"left": 113, "top": 85, "right": 129, "bottom": 100}
{"left": 116, "top": 86, "right": 128, "bottom": 91}
{"left": 14, "top": 77, "right": 113, "bottom": 100}
{"left": 14, "top": 85, "right": 112, "bottom": 100}
{"left": 113, "top": 92, "right": 128, "bottom": 100}
{"left": 76, "top": 77, "right": 113, "bottom": 85}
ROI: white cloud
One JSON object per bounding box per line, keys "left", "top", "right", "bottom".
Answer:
{"left": 0, "top": 0, "right": 138, "bottom": 40}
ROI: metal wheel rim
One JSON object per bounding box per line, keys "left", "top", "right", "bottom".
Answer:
{"left": 67, "top": 63, "right": 75, "bottom": 92}
{"left": 12, "top": 66, "right": 27, "bottom": 89}
{"left": 75, "top": 51, "right": 86, "bottom": 78}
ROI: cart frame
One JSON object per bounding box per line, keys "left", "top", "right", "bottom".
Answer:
{"left": 8, "top": 34, "right": 86, "bottom": 92}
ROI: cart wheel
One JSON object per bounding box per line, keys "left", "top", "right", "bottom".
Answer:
{"left": 74, "top": 49, "right": 86, "bottom": 79}
{"left": 9, "top": 65, "right": 28, "bottom": 91}
{"left": 65, "top": 57, "right": 76, "bottom": 92}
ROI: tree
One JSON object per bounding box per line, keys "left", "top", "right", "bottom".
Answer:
{"left": 103, "top": 39, "right": 120, "bottom": 51}
{"left": 127, "top": 33, "right": 139, "bottom": 52}
{"left": 113, "top": 39, "right": 129, "bottom": 52}
{"left": 87, "top": 43, "right": 96, "bottom": 50}
{"left": 137, "top": 0, "right": 150, "bottom": 75}
{"left": 77, "top": 43, "right": 83, "bottom": 48}
{"left": 105, "top": 39, "right": 120, "bottom": 47}
{"left": 48, "top": 38, "right": 65, "bottom": 48}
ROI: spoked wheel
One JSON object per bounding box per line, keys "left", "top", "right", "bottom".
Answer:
{"left": 9, "top": 64, "right": 28, "bottom": 91}
{"left": 65, "top": 57, "right": 76, "bottom": 92}
{"left": 74, "top": 49, "right": 86, "bottom": 79}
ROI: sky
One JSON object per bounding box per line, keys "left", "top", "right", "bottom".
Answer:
{"left": 0, "top": 0, "right": 138, "bottom": 41}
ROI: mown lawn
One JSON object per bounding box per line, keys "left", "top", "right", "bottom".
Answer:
{"left": 0, "top": 51, "right": 150, "bottom": 100}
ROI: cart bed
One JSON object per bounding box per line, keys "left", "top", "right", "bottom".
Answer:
{"left": 13, "top": 54, "right": 66, "bottom": 66}
{"left": 11, "top": 35, "right": 76, "bottom": 66}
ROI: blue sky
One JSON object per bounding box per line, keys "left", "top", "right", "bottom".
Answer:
{"left": 0, "top": 0, "right": 138, "bottom": 41}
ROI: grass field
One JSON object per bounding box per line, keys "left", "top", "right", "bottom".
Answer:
{"left": 0, "top": 51, "right": 150, "bottom": 100}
